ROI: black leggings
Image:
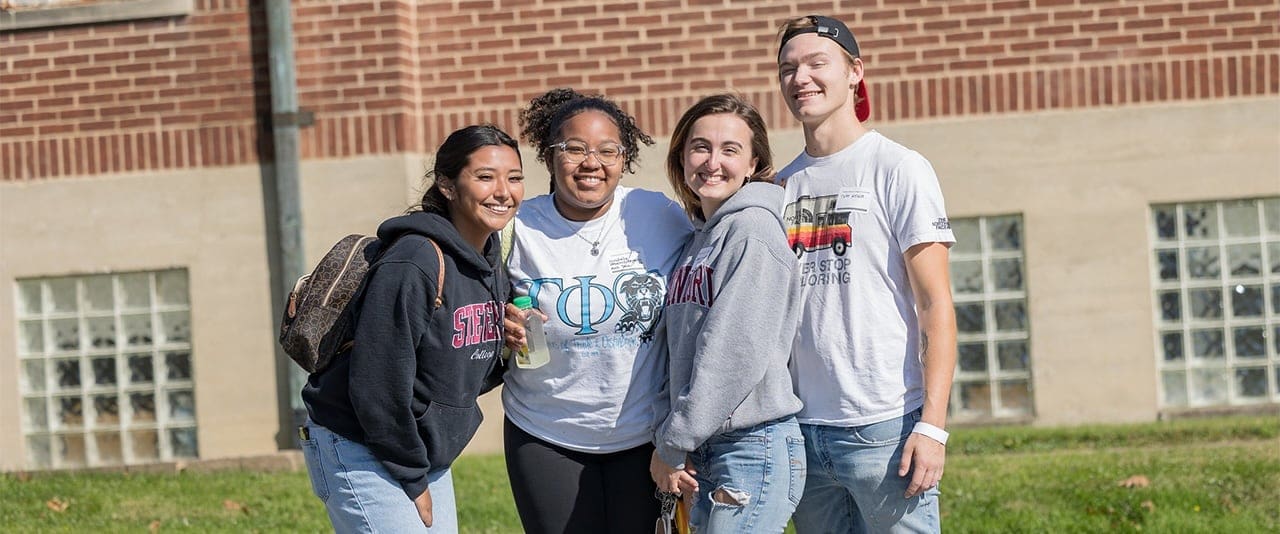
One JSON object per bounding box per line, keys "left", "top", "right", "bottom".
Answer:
{"left": 504, "top": 418, "right": 660, "bottom": 534}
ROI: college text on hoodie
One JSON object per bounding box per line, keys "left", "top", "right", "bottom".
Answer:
{"left": 302, "top": 211, "right": 508, "bottom": 499}
{"left": 652, "top": 181, "right": 804, "bottom": 468}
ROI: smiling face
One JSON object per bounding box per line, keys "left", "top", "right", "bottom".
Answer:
{"left": 550, "top": 110, "right": 626, "bottom": 221}
{"left": 443, "top": 144, "right": 524, "bottom": 249}
{"left": 778, "top": 32, "right": 862, "bottom": 127}
{"left": 681, "top": 113, "right": 759, "bottom": 219}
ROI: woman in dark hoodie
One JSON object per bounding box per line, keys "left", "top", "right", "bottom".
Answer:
{"left": 300, "top": 124, "right": 524, "bottom": 533}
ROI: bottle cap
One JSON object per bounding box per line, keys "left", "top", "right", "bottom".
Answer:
{"left": 513, "top": 296, "right": 533, "bottom": 309}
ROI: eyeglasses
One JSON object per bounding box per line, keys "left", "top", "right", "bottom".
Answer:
{"left": 553, "top": 141, "right": 624, "bottom": 166}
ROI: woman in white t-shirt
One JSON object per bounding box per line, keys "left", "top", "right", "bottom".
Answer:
{"left": 501, "top": 88, "right": 693, "bottom": 533}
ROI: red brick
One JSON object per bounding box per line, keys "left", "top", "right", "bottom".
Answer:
{"left": 993, "top": 56, "right": 1031, "bottom": 67}
{"left": 952, "top": 59, "right": 989, "bottom": 70}
{"left": 992, "top": 0, "right": 1031, "bottom": 10}
{"left": 1011, "top": 41, "right": 1051, "bottom": 52}
{"left": 1233, "top": 25, "right": 1275, "bottom": 37}
{"left": 1080, "top": 21, "right": 1120, "bottom": 32}
{"left": 1099, "top": 34, "right": 1139, "bottom": 46}
{"left": 50, "top": 53, "right": 93, "bottom": 68}
{"left": 1143, "top": 31, "right": 1183, "bottom": 42}
{"left": 1010, "top": 12, "right": 1049, "bottom": 24}
{"left": 945, "top": 31, "right": 985, "bottom": 43}
{"left": 1099, "top": 6, "right": 1141, "bottom": 17}
{"left": 965, "top": 16, "right": 1006, "bottom": 28}
{"left": 14, "top": 57, "right": 50, "bottom": 69}
{"left": 1056, "top": 36, "right": 1095, "bottom": 48}
{"left": 1144, "top": 2, "right": 1185, "bottom": 15}
{"left": 1213, "top": 12, "right": 1256, "bottom": 24}
{"left": 903, "top": 35, "right": 940, "bottom": 46}
{"left": 990, "top": 28, "right": 1029, "bottom": 39}
{"left": 1211, "top": 41, "right": 1254, "bottom": 52}
{"left": 1187, "top": 27, "right": 1229, "bottom": 39}
{"left": 922, "top": 48, "right": 962, "bottom": 60}
{"left": 1188, "top": 0, "right": 1229, "bottom": 10}
{"left": 906, "top": 63, "right": 945, "bottom": 74}
{"left": 32, "top": 41, "right": 70, "bottom": 55}
{"left": 1080, "top": 49, "right": 1121, "bottom": 60}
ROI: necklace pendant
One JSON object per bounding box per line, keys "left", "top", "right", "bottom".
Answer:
{"left": 590, "top": 245, "right": 600, "bottom": 256}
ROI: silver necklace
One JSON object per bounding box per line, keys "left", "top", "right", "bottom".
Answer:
{"left": 573, "top": 214, "right": 616, "bottom": 256}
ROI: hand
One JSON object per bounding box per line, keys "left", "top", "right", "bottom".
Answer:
{"left": 899, "top": 432, "right": 945, "bottom": 498}
{"left": 680, "top": 463, "right": 699, "bottom": 496}
{"left": 504, "top": 302, "right": 548, "bottom": 352}
{"left": 414, "top": 487, "right": 433, "bottom": 527}
{"left": 650, "top": 451, "right": 698, "bottom": 496}
{"left": 503, "top": 303, "right": 525, "bottom": 351}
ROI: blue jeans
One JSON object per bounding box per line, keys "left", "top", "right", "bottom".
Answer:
{"left": 686, "top": 417, "right": 806, "bottom": 534}
{"left": 793, "top": 410, "right": 941, "bottom": 534}
{"left": 301, "top": 421, "right": 457, "bottom": 534}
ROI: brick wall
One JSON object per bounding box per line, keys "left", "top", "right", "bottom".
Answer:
{"left": 1, "top": 0, "right": 265, "bottom": 180}
{"left": 2, "top": 0, "right": 1277, "bottom": 180}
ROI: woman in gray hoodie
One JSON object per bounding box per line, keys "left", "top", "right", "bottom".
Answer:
{"left": 648, "top": 94, "right": 806, "bottom": 533}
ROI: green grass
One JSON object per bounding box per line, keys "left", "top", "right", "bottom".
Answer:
{"left": 1, "top": 415, "right": 1276, "bottom": 533}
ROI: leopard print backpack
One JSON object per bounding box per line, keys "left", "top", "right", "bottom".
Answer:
{"left": 278, "top": 234, "right": 443, "bottom": 373}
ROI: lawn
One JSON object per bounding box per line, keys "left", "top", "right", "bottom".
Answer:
{"left": 1, "top": 415, "right": 1276, "bottom": 533}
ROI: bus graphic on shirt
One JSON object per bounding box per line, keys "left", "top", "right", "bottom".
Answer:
{"left": 783, "top": 194, "right": 852, "bottom": 258}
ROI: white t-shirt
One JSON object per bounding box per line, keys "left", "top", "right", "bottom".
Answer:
{"left": 778, "top": 131, "right": 955, "bottom": 427}
{"left": 503, "top": 186, "right": 693, "bottom": 452}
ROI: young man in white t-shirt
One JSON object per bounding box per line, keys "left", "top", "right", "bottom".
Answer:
{"left": 775, "top": 15, "right": 958, "bottom": 533}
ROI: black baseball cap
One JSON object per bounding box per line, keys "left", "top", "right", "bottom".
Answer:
{"left": 779, "top": 15, "right": 870, "bottom": 122}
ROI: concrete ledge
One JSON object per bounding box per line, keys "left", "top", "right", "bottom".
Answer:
{"left": 0, "top": 0, "right": 192, "bottom": 32}
{"left": 1159, "top": 404, "right": 1280, "bottom": 421}
{"left": 3, "top": 450, "right": 305, "bottom": 478}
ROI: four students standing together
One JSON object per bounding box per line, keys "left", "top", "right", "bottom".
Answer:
{"left": 300, "top": 13, "right": 956, "bottom": 534}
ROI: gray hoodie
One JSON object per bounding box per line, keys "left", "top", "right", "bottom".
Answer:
{"left": 652, "top": 182, "right": 804, "bottom": 468}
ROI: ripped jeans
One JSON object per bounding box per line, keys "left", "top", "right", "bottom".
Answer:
{"left": 686, "top": 416, "right": 805, "bottom": 534}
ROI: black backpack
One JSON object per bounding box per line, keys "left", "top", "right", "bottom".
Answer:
{"left": 278, "top": 234, "right": 444, "bottom": 373}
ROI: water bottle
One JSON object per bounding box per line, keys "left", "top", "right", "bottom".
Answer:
{"left": 512, "top": 296, "right": 550, "bottom": 369}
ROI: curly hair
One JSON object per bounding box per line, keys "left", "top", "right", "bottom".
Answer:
{"left": 518, "top": 88, "right": 654, "bottom": 177}
{"left": 666, "top": 94, "right": 775, "bottom": 222}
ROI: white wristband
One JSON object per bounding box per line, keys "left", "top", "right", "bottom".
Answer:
{"left": 912, "top": 421, "right": 949, "bottom": 445}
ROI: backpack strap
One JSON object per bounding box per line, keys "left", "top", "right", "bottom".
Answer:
{"left": 424, "top": 237, "right": 445, "bottom": 309}
{"left": 500, "top": 219, "right": 515, "bottom": 264}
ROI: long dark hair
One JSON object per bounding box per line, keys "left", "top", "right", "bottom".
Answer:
{"left": 518, "top": 88, "right": 653, "bottom": 189}
{"left": 416, "top": 124, "right": 520, "bottom": 216}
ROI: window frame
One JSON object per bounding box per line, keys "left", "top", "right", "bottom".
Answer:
{"left": 948, "top": 213, "right": 1036, "bottom": 423}
{"left": 1150, "top": 197, "right": 1280, "bottom": 412}
{"left": 15, "top": 269, "right": 198, "bottom": 469}
{"left": 0, "top": 0, "right": 191, "bottom": 32}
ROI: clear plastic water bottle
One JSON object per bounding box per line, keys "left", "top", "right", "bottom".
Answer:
{"left": 512, "top": 296, "right": 550, "bottom": 369}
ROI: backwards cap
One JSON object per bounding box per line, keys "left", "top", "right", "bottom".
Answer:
{"left": 779, "top": 15, "right": 870, "bottom": 122}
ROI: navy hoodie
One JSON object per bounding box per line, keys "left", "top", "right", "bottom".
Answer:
{"left": 302, "top": 211, "right": 507, "bottom": 500}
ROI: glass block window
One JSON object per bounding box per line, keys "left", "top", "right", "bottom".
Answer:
{"left": 948, "top": 215, "right": 1034, "bottom": 421}
{"left": 15, "top": 269, "right": 197, "bottom": 469}
{"left": 1151, "top": 198, "right": 1280, "bottom": 408}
